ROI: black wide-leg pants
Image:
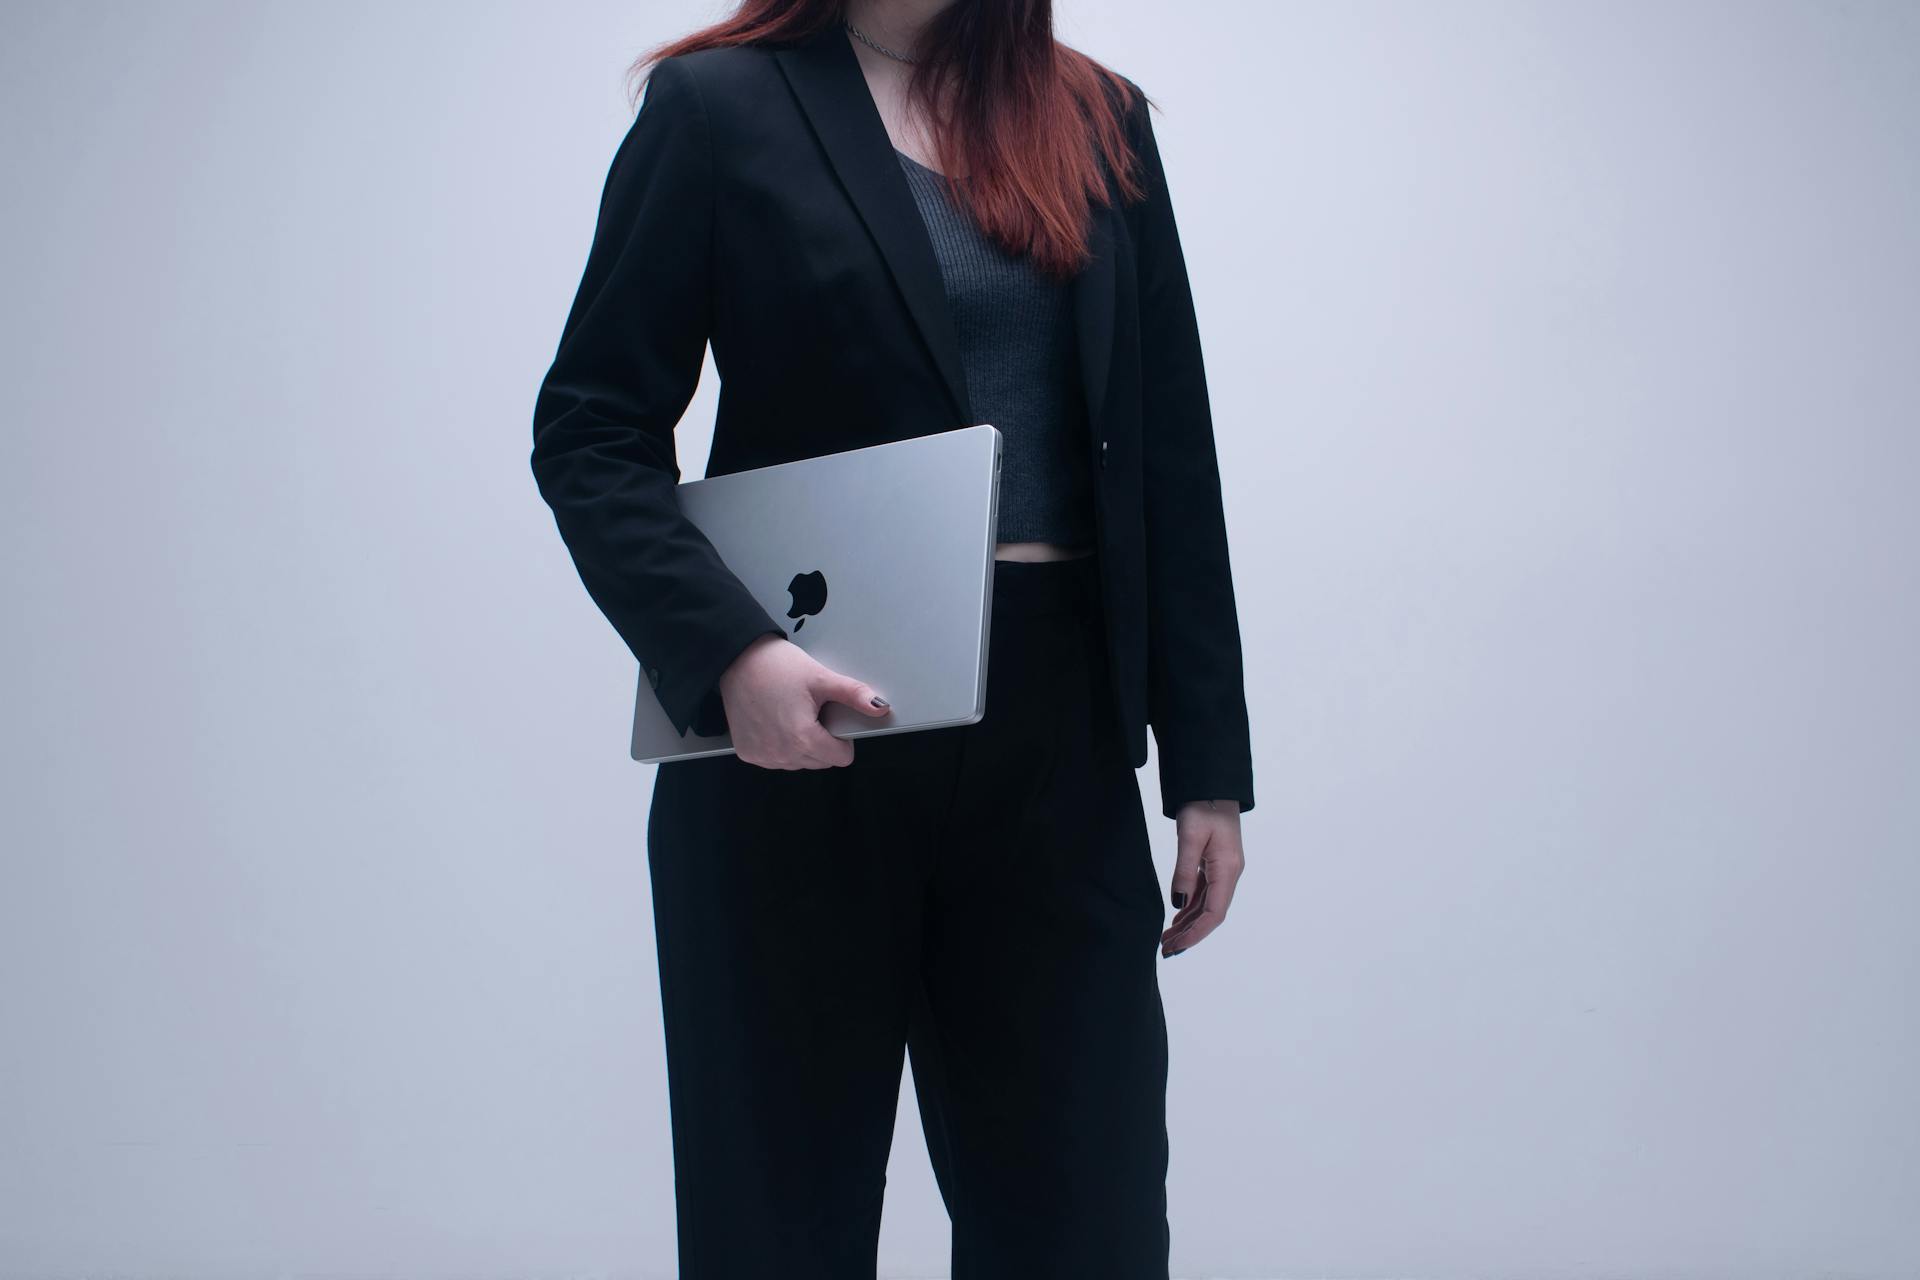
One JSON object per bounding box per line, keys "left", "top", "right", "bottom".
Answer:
{"left": 644, "top": 553, "right": 1171, "bottom": 1280}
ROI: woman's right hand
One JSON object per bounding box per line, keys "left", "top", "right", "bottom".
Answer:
{"left": 716, "top": 633, "right": 892, "bottom": 769}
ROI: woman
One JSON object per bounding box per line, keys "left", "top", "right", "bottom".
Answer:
{"left": 530, "top": 1, "right": 1254, "bottom": 1275}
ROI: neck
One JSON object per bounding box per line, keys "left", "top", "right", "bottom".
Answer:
{"left": 843, "top": 0, "right": 956, "bottom": 58}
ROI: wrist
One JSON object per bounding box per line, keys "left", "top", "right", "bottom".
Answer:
{"left": 719, "top": 630, "right": 786, "bottom": 690}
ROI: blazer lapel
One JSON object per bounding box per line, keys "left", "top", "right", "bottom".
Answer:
{"left": 774, "top": 25, "right": 973, "bottom": 425}
{"left": 1071, "top": 200, "right": 1116, "bottom": 447}
{"left": 773, "top": 22, "right": 1119, "bottom": 447}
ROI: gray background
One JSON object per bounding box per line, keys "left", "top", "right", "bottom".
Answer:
{"left": 3, "top": 2, "right": 1916, "bottom": 1277}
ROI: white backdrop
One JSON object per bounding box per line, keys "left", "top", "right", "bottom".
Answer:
{"left": 3, "top": 2, "right": 1916, "bottom": 1277}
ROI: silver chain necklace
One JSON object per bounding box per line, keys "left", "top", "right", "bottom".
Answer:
{"left": 845, "top": 19, "right": 919, "bottom": 64}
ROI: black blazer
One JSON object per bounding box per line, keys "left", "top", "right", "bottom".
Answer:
{"left": 531, "top": 22, "right": 1254, "bottom": 819}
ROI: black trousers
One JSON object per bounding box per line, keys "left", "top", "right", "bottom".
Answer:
{"left": 645, "top": 552, "right": 1172, "bottom": 1279}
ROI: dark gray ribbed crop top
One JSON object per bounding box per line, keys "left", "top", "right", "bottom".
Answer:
{"left": 895, "top": 148, "right": 1096, "bottom": 547}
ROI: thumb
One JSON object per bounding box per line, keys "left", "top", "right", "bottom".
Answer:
{"left": 815, "top": 669, "right": 893, "bottom": 719}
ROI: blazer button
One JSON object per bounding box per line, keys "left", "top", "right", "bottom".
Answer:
{"left": 1100, "top": 438, "right": 1109, "bottom": 468}
{"left": 647, "top": 666, "right": 662, "bottom": 690}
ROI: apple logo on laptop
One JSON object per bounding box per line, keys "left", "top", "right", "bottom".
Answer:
{"left": 786, "top": 569, "right": 828, "bottom": 630}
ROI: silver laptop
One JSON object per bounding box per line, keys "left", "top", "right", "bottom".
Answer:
{"left": 630, "top": 423, "right": 1003, "bottom": 763}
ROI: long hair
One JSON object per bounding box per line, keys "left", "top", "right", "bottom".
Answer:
{"left": 627, "top": 1, "right": 1149, "bottom": 282}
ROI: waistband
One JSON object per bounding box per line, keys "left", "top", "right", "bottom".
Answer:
{"left": 990, "top": 552, "right": 1102, "bottom": 621}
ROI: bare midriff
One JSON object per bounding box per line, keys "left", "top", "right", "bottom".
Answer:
{"left": 994, "top": 541, "right": 1094, "bottom": 563}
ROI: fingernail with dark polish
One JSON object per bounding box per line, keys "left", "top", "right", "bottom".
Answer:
{"left": 1167, "top": 947, "right": 1187, "bottom": 957}
{"left": 1171, "top": 891, "right": 1188, "bottom": 909}
{"left": 871, "top": 696, "right": 890, "bottom": 708}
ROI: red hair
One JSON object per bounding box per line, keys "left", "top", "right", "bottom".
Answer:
{"left": 628, "top": 1, "right": 1149, "bottom": 282}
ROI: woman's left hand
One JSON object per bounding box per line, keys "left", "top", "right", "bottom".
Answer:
{"left": 1162, "top": 800, "right": 1245, "bottom": 958}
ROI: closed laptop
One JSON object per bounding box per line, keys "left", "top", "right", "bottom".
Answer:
{"left": 631, "top": 423, "right": 1003, "bottom": 764}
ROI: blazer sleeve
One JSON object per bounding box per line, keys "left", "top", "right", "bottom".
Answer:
{"left": 1123, "top": 86, "right": 1257, "bottom": 820}
{"left": 530, "top": 56, "right": 786, "bottom": 739}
